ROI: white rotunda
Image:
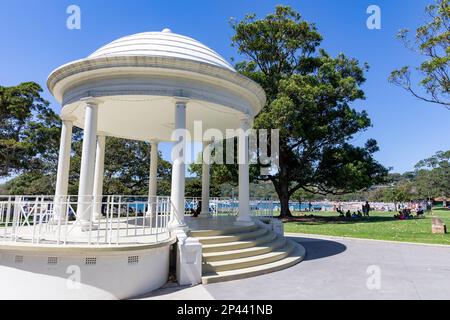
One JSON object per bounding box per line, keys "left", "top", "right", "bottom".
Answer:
{"left": 48, "top": 29, "right": 266, "bottom": 228}
{"left": 0, "top": 29, "right": 305, "bottom": 299}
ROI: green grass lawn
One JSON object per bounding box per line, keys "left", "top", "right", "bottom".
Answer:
{"left": 282, "top": 208, "right": 450, "bottom": 245}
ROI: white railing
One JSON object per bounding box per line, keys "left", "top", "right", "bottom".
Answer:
{"left": 250, "top": 198, "right": 275, "bottom": 219}
{"left": 0, "top": 195, "right": 171, "bottom": 246}
{"left": 0, "top": 194, "right": 275, "bottom": 246}
{"left": 183, "top": 197, "right": 274, "bottom": 219}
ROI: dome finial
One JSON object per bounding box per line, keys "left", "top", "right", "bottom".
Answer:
{"left": 162, "top": 28, "right": 172, "bottom": 33}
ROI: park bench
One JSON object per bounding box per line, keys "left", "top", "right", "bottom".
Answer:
{"left": 432, "top": 217, "right": 447, "bottom": 234}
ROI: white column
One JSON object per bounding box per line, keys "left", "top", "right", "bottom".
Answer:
{"left": 92, "top": 134, "right": 106, "bottom": 221}
{"left": 201, "top": 141, "right": 211, "bottom": 215}
{"left": 77, "top": 98, "right": 100, "bottom": 226}
{"left": 147, "top": 140, "right": 159, "bottom": 215}
{"left": 237, "top": 116, "right": 252, "bottom": 223}
{"left": 169, "top": 99, "right": 188, "bottom": 230}
{"left": 53, "top": 119, "right": 73, "bottom": 220}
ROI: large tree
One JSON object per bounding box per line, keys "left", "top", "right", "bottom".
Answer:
{"left": 0, "top": 82, "right": 60, "bottom": 178}
{"left": 389, "top": 0, "right": 449, "bottom": 109}
{"left": 227, "top": 6, "right": 387, "bottom": 218}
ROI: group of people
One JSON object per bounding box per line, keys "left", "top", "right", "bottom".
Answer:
{"left": 336, "top": 201, "right": 371, "bottom": 219}
{"left": 394, "top": 206, "right": 425, "bottom": 220}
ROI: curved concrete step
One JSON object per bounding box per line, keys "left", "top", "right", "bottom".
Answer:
{"left": 202, "top": 231, "right": 277, "bottom": 253}
{"left": 203, "top": 241, "right": 294, "bottom": 273}
{"left": 202, "top": 240, "right": 306, "bottom": 284}
{"left": 190, "top": 224, "right": 258, "bottom": 238}
{"left": 196, "top": 227, "right": 268, "bottom": 245}
{"left": 203, "top": 236, "right": 286, "bottom": 262}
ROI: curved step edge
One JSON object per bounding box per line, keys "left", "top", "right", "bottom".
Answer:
{"left": 202, "top": 232, "right": 277, "bottom": 253}
{"left": 201, "top": 240, "right": 306, "bottom": 284}
{"left": 203, "top": 237, "right": 286, "bottom": 262}
{"left": 190, "top": 224, "right": 258, "bottom": 237}
{"left": 203, "top": 241, "right": 294, "bottom": 273}
{"left": 196, "top": 228, "right": 268, "bottom": 245}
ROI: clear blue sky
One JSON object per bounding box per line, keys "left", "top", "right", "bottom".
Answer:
{"left": 0, "top": 0, "right": 448, "bottom": 174}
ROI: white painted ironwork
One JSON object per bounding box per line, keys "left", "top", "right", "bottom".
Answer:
{"left": 0, "top": 195, "right": 274, "bottom": 246}
{"left": 0, "top": 195, "right": 171, "bottom": 246}
{"left": 184, "top": 197, "right": 274, "bottom": 219}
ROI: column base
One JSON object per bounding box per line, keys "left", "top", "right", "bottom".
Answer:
{"left": 201, "top": 211, "right": 212, "bottom": 217}
{"left": 145, "top": 211, "right": 156, "bottom": 218}
{"left": 168, "top": 220, "right": 189, "bottom": 233}
{"left": 77, "top": 221, "right": 100, "bottom": 232}
{"left": 234, "top": 215, "right": 254, "bottom": 226}
{"left": 49, "top": 218, "right": 65, "bottom": 226}
{"left": 92, "top": 212, "right": 102, "bottom": 222}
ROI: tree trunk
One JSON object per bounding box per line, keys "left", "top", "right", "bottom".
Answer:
{"left": 273, "top": 173, "right": 293, "bottom": 218}
{"left": 279, "top": 192, "right": 292, "bottom": 218}
{"left": 271, "top": 146, "right": 293, "bottom": 219}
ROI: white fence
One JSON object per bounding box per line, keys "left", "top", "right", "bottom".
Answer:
{"left": 184, "top": 197, "right": 274, "bottom": 218}
{"left": 0, "top": 195, "right": 171, "bottom": 246}
{"left": 0, "top": 195, "right": 275, "bottom": 246}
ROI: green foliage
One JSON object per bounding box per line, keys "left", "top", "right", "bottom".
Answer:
{"left": 414, "top": 150, "right": 450, "bottom": 198}
{"left": 185, "top": 178, "right": 221, "bottom": 198}
{"left": 228, "top": 5, "right": 387, "bottom": 217}
{"left": 292, "top": 188, "right": 320, "bottom": 204}
{"left": 389, "top": 0, "right": 449, "bottom": 109}
{"left": 4, "top": 136, "right": 172, "bottom": 196}
{"left": 4, "top": 171, "right": 55, "bottom": 195}
{"left": 1, "top": 86, "right": 172, "bottom": 195}
{"left": 0, "top": 82, "right": 60, "bottom": 177}
{"left": 382, "top": 181, "right": 418, "bottom": 203}
{"left": 68, "top": 137, "right": 172, "bottom": 195}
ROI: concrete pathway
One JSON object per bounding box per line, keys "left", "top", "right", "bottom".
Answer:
{"left": 141, "top": 235, "right": 450, "bottom": 300}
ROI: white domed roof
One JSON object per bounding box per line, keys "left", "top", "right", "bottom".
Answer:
{"left": 88, "top": 29, "right": 236, "bottom": 72}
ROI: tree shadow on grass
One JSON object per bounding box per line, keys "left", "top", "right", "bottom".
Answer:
{"left": 283, "top": 215, "right": 396, "bottom": 226}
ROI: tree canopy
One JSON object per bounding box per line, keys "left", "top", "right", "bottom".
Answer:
{"left": 389, "top": 0, "right": 449, "bottom": 109}
{"left": 0, "top": 82, "right": 60, "bottom": 178}
{"left": 1, "top": 82, "right": 172, "bottom": 196}
{"left": 414, "top": 150, "right": 450, "bottom": 199}
{"left": 67, "top": 137, "right": 172, "bottom": 196}
{"left": 211, "top": 6, "right": 387, "bottom": 217}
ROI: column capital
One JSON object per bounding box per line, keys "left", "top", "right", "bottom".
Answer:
{"left": 60, "top": 117, "right": 75, "bottom": 125}
{"left": 239, "top": 114, "right": 252, "bottom": 130}
{"left": 203, "top": 139, "right": 213, "bottom": 147}
{"left": 97, "top": 131, "right": 107, "bottom": 137}
{"left": 149, "top": 139, "right": 160, "bottom": 145}
{"left": 174, "top": 97, "right": 189, "bottom": 106}
{"left": 81, "top": 97, "right": 102, "bottom": 106}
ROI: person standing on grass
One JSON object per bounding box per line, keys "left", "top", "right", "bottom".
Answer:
{"left": 363, "top": 201, "right": 371, "bottom": 217}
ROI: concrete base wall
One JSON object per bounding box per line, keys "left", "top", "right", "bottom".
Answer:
{"left": 0, "top": 241, "right": 174, "bottom": 300}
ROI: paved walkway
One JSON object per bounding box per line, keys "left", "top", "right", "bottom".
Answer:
{"left": 141, "top": 234, "right": 450, "bottom": 300}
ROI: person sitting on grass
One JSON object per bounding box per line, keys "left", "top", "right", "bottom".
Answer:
{"left": 337, "top": 208, "right": 345, "bottom": 217}
{"left": 357, "top": 210, "right": 363, "bottom": 218}
{"left": 345, "top": 210, "right": 351, "bottom": 219}
{"left": 351, "top": 212, "right": 359, "bottom": 219}
{"left": 404, "top": 208, "right": 413, "bottom": 219}
{"left": 416, "top": 206, "right": 424, "bottom": 218}
{"left": 394, "top": 211, "right": 405, "bottom": 220}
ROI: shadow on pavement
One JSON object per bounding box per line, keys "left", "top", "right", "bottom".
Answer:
{"left": 288, "top": 236, "right": 347, "bottom": 261}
